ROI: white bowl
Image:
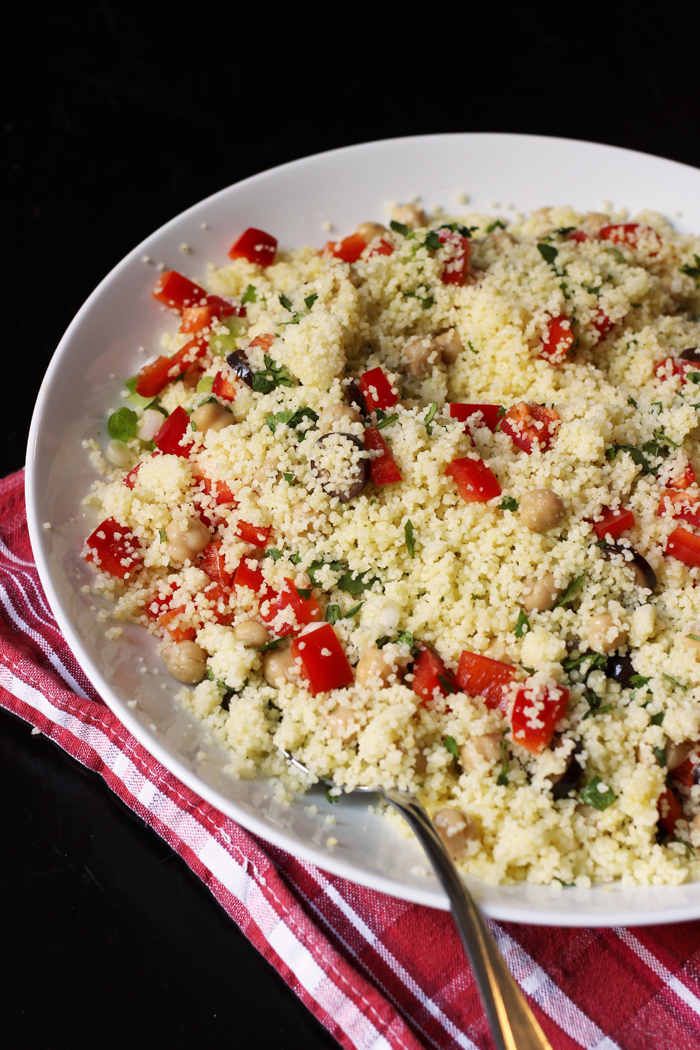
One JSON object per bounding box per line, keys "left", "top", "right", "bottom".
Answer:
{"left": 26, "top": 133, "right": 700, "bottom": 926}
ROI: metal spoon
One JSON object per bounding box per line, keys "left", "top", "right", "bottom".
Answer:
{"left": 281, "top": 749, "right": 552, "bottom": 1050}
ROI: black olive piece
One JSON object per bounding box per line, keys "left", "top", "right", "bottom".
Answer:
{"left": 346, "top": 380, "right": 368, "bottom": 418}
{"left": 221, "top": 691, "right": 234, "bottom": 711}
{"left": 310, "top": 432, "right": 369, "bottom": 502}
{"left": 606, "top": 652, "right": 636, "bottom": 689}
{"left": 226, "top": 350, "right": 255, "bottom": 387}
{"left": 680, "top": 347, "right": 700, "bottom": 363}
{"left": 550, "top": 740, "right": 585, "bottom": 800}
{"left": 601, "top": 542, "right": 656, "bottom": 591}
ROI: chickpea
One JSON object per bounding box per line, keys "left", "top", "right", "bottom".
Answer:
{"left": 391, "top": 203, "right": 428, "bottom": 230}
{"left": 587, "top": 611, "right": 629, "bottom": 654}
{"left": 459, "top": 734, "right": 504, "bottom": 772}
{"left": 402, "top": 336, "right": 436, "bottom": 377}
{"left": 355, "top": 647, "right": 392, "bottom": 688}
{"left": 190, "top": 400, "right": 234, "bottom": 434}
{"left": 667, "top": 740, "right": 692, "bottom": 772}
{"left": 584, "top": 212, "right": 610, "bottom": 234}
{"left": 690, "top": 811, "right": 700, "bottom": 847}
{"left": 165, "top": 517, "right": 211, "bottom": 564}
{"left": 434, "top": 328, "right": 462, "bottom": 365}
{"left": 263, "top": 647, "right": 297, "bottom": 687}
{"left": 519, "top": 489, "right": 566, "bottom": 533}
{"left": 233, "top": 619, "right": 269, "bottom": 647}
{"left": 485, "top": 638, "right": 510, "bottom": 662}
{"left": 356, "top": 221, "right": 389, "bottom": 243}
{"left": 414, "top": 748, "right": 428, "bottom": 776}
{"left": 433, "top": 808, "right": 480, "bottom": 860}
{"left": 163, "top": 640, "right": 208, "bottom": 684}
{"left": 681, "top": 624, "right": 700, "bottom": 656}
{"left": 327, "top": 705, "right": 358, "bottom": 740}
{"left": 318, "top": 403, "right": 362, "bottom": 433}
{"left": 522, "top": 572, "right": 560, "bottom": 613}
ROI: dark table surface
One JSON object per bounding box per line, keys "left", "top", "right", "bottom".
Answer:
{"left": 4, "top": 4, "right": 700, "bottom": 1048}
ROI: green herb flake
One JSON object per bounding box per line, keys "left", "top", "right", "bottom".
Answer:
{"left": 468, "top": 340, "right": 478, "bottom": 355}
{"left": 496, "top": 739, "right": 509, "bottom": 786}
{"left": 628, "top": 395, "right": 638, "bottom": 408}
{"left": 107, "top": 406, "right": 138, "bottom": 442}
{"left": 688, "top": 634, "right": 700, "bottom": 643}
{"left": 444, "top": 736, "right": 459, "bottom": 760}
{"left": 514, "top": 610, "right": 531, "bottom": 638}
{"left": 605, "top": 247, "right": 626, "bottom": 264}
{"left": 267, "top": 549, "right": 283, "bottom": 562}
{"left": 605, "top": 444, "right": 656, "bottom": 475}
{"left": 396, "top": 630, "right": 414, "bottom": 650}
{"left": 653, "top": 746, "right": 667, "bottom": 768}
{"left": 304, "top": 292, "right": 318, "bottom": 310}
{"left": 580, "top": 776, "right": 616, "bottom": 811}
{"left": 663, "top": 673, "right": 687, "bottom": 691}
{"left": 337, "top": 570, "right": 377, "bottom": 595}
{"left": 324, "top": 787, "right": 340, "bottom": 804}
{"left": 308, "top": 560, "right": 346, "bottom": 586}
{"left": 405, "top": 520, "right": 416, "bottom": 557}
{"left": 629, "top": 674, "right": 651, "bottom": 687}
{"left": 325, "top": 604, "right": 341, "bottom": 625}
{"left": 650, "top": 711, "right": 665, "bottom": 726}
{"left": 555, "top": 227, "right": 575, "bottom": 237}
{"left": 375, "top": 413, "right": 399, "bottom": 431}
{"left": 282, "top": 472, "right": 296, "bottom": 484}
{"left": 345, "top": 602, "right": 363, "bottom": 619}
{"left": 499, "top": 496, "right": 518, "bottom": 512}
{"left": 241, "top": 283, "right": 257, "bottom": 305}
{"left": 487, "top": 220, "right": 506, "bottom": 233}
{"left": 196, "top": 375, "right": 215, "bottom": 394}
{"left": 555, "top": 574, "right": 585, "bottom": 609}
{"left": 537, "top": 242, "right": 559, "bottom": 266}
{"left": 266, "top": 406, "right": 319, "bottom": 434}
{"left": 296, "top": 587, "right": 313, "bottom": 600}
{"left": 423, "top": 401, "right": 437, "bottom": 434}
{"left": 582, "top": 690, "right": 614, "bottom": 720}
{"left": 278, "top": 293, "right": 294, "bottom": 312}
{"left": 437, "top": 673, "right": 458, "bottom": 696}
{"left": 562, "top": 651, "right": 607, "bottom": 674}
{"left": 679, "top": 254, "right": 700, "bottom": 280}
{"left": 255, "top": 638, "right": 283, "bottom": 652}
{"left": 389, "top": 220, "right": 415, "bottom": 238}
{"left": 424, "top": 229, "right": 442, "bottom": 251}
{"left": 158, "top": 529, "right": 166, "bottom": 544}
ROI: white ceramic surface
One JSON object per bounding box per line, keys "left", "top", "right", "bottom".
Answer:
{"left": 26, "top": 133, "right": 700, "bottom": 925}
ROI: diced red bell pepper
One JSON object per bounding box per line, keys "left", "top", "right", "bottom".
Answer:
{"left": 500, "top": 401, "right": 560, "bottom": 454}
{"left": 145, "top": 589, "right": 172, "bottom": 620}
{"left": 84, "top": 518, "right": 142, "bottom": 579}
{"left": 359, "top": 367, "right": 398, "bottom": 412}
{"left": 510, "top": 678, "right": 569, "bottom": 754}
{"left": 228, "top": 227, "right": 277, "bottom": 267}
{"left": 438, "top": 229, "right": 470, "bottom": 286}
{"left": 233, "top": 557, "right": 271, "bottom": 598}
{"left": 364, "top": 426, "right": 402, "bottom": 485}
{"left": 540, "top": 315, "right": 574, "bottom": 364}
{"left": 568, "top": 230, "right": 589, "bottom": 243}
{"left": 261, "top": 577, "right": 322, "bottom": 635}
{"left": 152, "top": 271, "right": 207, "bottom": 311}
{"left": 291, "top": 623, "right": 354, "bottom": 694}
{"left": 668, "top": 464, "right": 696, "bottom": 489}
{"left": 658, "top": 490, "right": 700, "bottom": 529}
{"left": 368, "top": 238, "right": 394, "bottom": 258}
{"left": 591, "top": 506, "right": 636, "bottom": 541}
{"left": 456, "top": 651, "right": 516, "bottom": 713}
{"left": 448, "top": 403, "right": 502, "bottom": 432}
{"left": 655, "top": 357, "right": 700, "bottom": 386}
{"left": 212, "top": 368, "right": 239, "bottom": 402}
{"left": 666, "top": 526, "right": 700, "bottom": 568}
{"left": 159, "top": 605, "right": 198, "bottom": 642}
{"left": 235, "top": 521, "right": 271, "bottom": 547}
{"left": 445, "top": 457, "right": 501, "bottom": 503}
{"left": 198, "top": 540, "right": 232, "bottom": 586}
{"left": 600, "top": 223, "right": 661, "bottom": 254}
{"left": 591, "top": 308, "right": 615, "bottom": 340}
{"left": 123, "top": 461, "right": 142, "bottom": 490}
{"left": 673, "top": 756, "right": 699, "bottom": 788}
{"left": 179, "top": 305, "right": 217, "bottom": 334}
{"left": 196, "top": 475, "right": 236, "bottom": 504}
{"left": 153, "top": 405, "right": 193, "bottom": 457}
{"left": 202, "top": 581, "right": 236, "bottom": 626}
{"left": 325, "top": 232, "right": 367, "bottom": 264}
{"left": 412, "top": 645, "right": 458, "bottom": 705}
{"left": 658, "top": 788, "right": 684, "bottom": 836}
{"left": 136, "top": 339, "right": 207, "bottom": 398}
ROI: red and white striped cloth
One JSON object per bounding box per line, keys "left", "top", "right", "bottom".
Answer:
{"left": 4, "top": 467, "right": 700, "bottom": 1050}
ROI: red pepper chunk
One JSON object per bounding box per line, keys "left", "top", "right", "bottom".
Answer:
{"left": 591, "top": 308, "right": 615, "bottom": 340}
{"left": 658, "top": 788, "right": 684, "bottom": 837}
{"left": 666, "top": 526, "right": 700, "bottom": 568}
{"left": 673, "top": 756, "right": 699, "bottom": 788}
{"left": 368, "top": 238, "right": 394, "bottom": 258}
{"left": 198, "top": 540, "right": 232, "bottom": 586}
{"left": 153, "top": 406, "right": 193, "bottom": 457}
{"left": 136, "top": 339, "right": 208, "bottom": 398}
{"left": 196, "top": 475, "right": 237, "bottom": 505}
{"left": 568, "top": 230, "right": 589, "bottom": 243}
{"left": 591, "top": 506, "right": 636, "bottom": 541}
{"left": 500, "top": 401, "right": 560, "bottom": 454}
{"left": 235, "top": 521, "right": 271, "bottom": 547}
{"left": 412, "top": 645, "right": 458, "bottom": 705}
{"left": 364, "top": 426, "right": 402, "bottom": 485}
{"left": 228, "top": 227, "right": 277, "bottom": 267}
{"left": 456, "top": 651, "right": 516, "bottom": 713}
{"left": 212, "top": 368, "right": 239, "bottom": 402}
{"left": 540, "top": 315, "right": 574, "bottom": 364}
{"left": 669, "top": 464, "right": 696, "bottom": 489}
{"left": 658, "top": 490, "right": 700, "bottom": 529}
{"left": 448, "top": 403, "right": 502, "bottom": 432}
{"left": 438, "top": 229, "right": 470, "bottom": 285}
{"left": 84, "top": 518, "right": 142, "bottom": 579}
{"left": 261, "top": 578, "right": 322, "bottom": 635}
{"left": 152, "top": 270, "right": 207, "bottom": 311}
{"left": 445, "top": 457, "right": 501, "bottom": 503}
{"left": 233, "top": 557, "right": 271, "bottom": 599}
{"left": 325, "top": 233, "right": 367, "bottom": 264}
{"left": 202, "top": 581, "right": 236, "bottom": 626}
{"left": 600, "top": 223, "right": 661, "bottom": 254}
{"left": 291, "top": 624, "right": 354, "bottom": 694}
{"left": 159, "top": 606, "right": 197, "bottom": 642}
{"left": 359, "top": 367, "right": 398, "bottom": 412}
{"left": 510, "top": 678, "right": 569, "bottom": 754}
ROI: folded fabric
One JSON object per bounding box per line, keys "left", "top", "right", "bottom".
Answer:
{"left": 3, "top": 467, "right": 700, "bottom": 1050}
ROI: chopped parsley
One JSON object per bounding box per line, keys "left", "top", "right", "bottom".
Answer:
{"left": 423, "top": 401, "right": 437, "bottom": 434}
{"left": 663, "top": 673, "right": 687, "bottom": 691}
{"left": 537, "top": 242, "right": 558, "bottom": 267}
{"left": 304, "top": 292, "right": 318, "bottom": 310}
{"left": 324, "top": 787, "right": 340, "bottom": 804}
{"left": 337, "top": 570, "right": 378, "bottom": 595}
{"left": 345, "top": 602, "right": 363, "bottom": 618}
{"left": 562, "top": 651, "right": 607, "bottom": 674}
{"left": 437, "top": 673, "right": 458, "bottom": 695}
{"left": 325, "top": 604, "right": 341, "bottom": 625}
{"left": 604, "top": 247, "right": 626, "bottom": 264}
{"left": 266, "top": 406, "right": 318, "bottom": 434}
{"left": 296, "top": 588, "right": 313, "bottom": 600}
{"left": 255, "top": 638, "right": 284, "bottom": 652}
{"left": 582, "top": 690, "right": 614, "bottom": 720}
{"left": 107, "top": 406, "right": 138, "bottom": 442}
{"left": 444, "top": 736, "right": 459, "bottom": 760}
{"left": 650, "top": 711, "right": 665, "bottom": 726}
{"left": 439, "top": 222, "right": 478, "bottom": 238}
{"left": 375, "top": 413, "right": 399, "bottom": 431}
{"left": 404, "top": 520, "right": 416, "bottom": 557}
{"left": 688, "top": 634, "right": 700, "bottom": 643}
{"left": 389, "top": 220, "right": 415, "bottom": 238}
{"left": 396, "top": 630, "right": 414, "bottom": 650}
{"left": 252, "top": 355, "right": 292, "bottom": 395}
{"left": 267, "top": 549, "right": 283, "bottom": 561}
{"left": 308, "top": 560, "right": 345, "bottom": 586}
{"left": 580, "top": 776, "right": 616, "bottom": 811}
{"left": 629, "top": 674, "right": 651, "bottom": 688}
{"left": 555, "top": 574, "right": 585, "bottom": 609}
{"left": 679, "top": 254, "right": 700, "bottom": 280}
{"left": 241, "top": 283, "right": 257, "bottom": 305}
{"left": 496, "top": 739, "right": 509, "bottom": 786}
{"left": 499, "top": 496, "right": 518, "bottom": 512}
{"left": 627, "top": 395, "right": 637, "bottom": 408}
{"left": 487, "top": 219, "right": 506, "bottom": 233}
{"left": 514, "top": 610, "right": 531, "bottom": 638}
{"left": 605, "top": 444, "right": 656, "bottom": 475}
{"left": 423, "top": 229, "right": 442, "bottom": 251}
{"left": 555, "top": 226, "right": 575, "bottom": 237}
{"left": 158, "top": 529, "right": 166, "bottom": 544}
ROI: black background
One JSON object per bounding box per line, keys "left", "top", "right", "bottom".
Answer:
{"left": 3, "top": 2, "right": 700, "bottom": 1048}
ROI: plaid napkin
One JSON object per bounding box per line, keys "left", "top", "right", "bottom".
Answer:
{"left": 4, "top": 467, "right": 700, "bottom": 1050}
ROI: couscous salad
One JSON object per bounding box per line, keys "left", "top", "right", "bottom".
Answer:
{"left": 81, "top": 202, "right": 700, "bottom": 887}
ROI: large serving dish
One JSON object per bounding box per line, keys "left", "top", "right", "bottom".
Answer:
{"left": 26, "top": 133, "right": 700, "bottom": 925}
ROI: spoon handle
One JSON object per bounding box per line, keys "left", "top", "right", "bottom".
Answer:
{"left": 382, "top": 789, "right": 552, "bottom": 1050}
